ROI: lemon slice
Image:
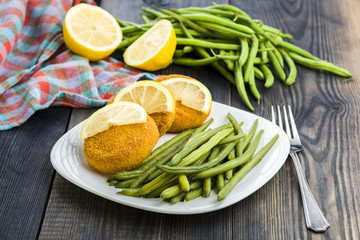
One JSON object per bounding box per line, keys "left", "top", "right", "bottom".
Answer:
{"left": 123, "top": 20, "right": 176, "bottom": 71}
{"left": 80, "top": 102, "right": 147, "bottom": 140}
{"left": 63, "top": 3, "right": 122, "bottom": 61}
{"left": 159, "top": 77, "right": 212, "bottom": 114}
{"left": 112, "top": 81, "right": 176, "bottom": 114}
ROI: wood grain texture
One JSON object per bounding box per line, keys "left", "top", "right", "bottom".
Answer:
{"left": 3, "top": 0, "right": 357, "bottom": 239}
{"left": 0, "top": 107, "right": 72, "bottom": 240}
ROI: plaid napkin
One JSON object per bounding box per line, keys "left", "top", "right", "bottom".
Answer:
{"left": 0, "top": 0, "right": 156, "bottom": 131}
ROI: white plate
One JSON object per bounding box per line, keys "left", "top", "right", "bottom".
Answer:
{"left": 50, "top": 101, "right": 290, "bottom": 214}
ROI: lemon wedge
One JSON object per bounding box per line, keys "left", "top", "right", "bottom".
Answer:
{"left": 111, "top": 80, "right": 176, "bottom": 135}
{"left": 112, "top": 80, "right": 175, "bottom": 114}
{"left": 159, "top": 76, "right": 212, "bottom": 114}
{"left": 63, "top": 3, "right": 122, "bottom": 61}
{"left": 123, "top": 20, "right": 176, "bottom": 71}
{"left": 80, "top": 102, "right": 147, "bottom": 140}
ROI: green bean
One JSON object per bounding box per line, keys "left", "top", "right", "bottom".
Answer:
{"left": 205, "top": 39, "right": 240, "bottom": 44}
{"left": 262, "top": 25, "right": 293, "bottom": 39}
{"left": 218, "top": 133, "right": 279, "bottom": 201}
{"left": 178, "top": 13, "right": 254, "bottom": 34}
{"left": 244, "top": 35, "right": 259, "bottom": 84}
{"left": 266, "top": 42, "right": 286, "bottom": 82}
{"left": 160, "top": 184, "right": 182, "bottom": 199}
{"left": 141, "top": 14, "right": 151, "bottom": 24}
{"left": 209, "top": 146, "right": 220, "bottom": 160}
{"left": 227, "top": 50, "right": 236, "bottom": 71}
{"left": 234, "top": 62, "right": 254, "bottom": 111}
{"left": 174, "top": 28, "right": 203, "bottom": 37}
{"left": 185, "top": 118, "right": 214, "bottom": 145}
{"left": 142, "top": 7, "right": 166, "bottom": 18}
{"left": 178, "top": 174, "right": 190, "bottom": 192}
{"left": 227, "top": 113, "right": 242, "bottom": 133}
{"left": 238, "top": 38, "right": 249, "bottom": 66}
{"left": 218, "top": 132, "right": 245, "bottom": 144}
{"left": 249, "top": 22, "right": 279, "bottom": 46}
{"left": 138, "top": 146, "right": 212, "bottom": 195}
{"left": 259, "top": 42, "right": 269, "bottom": 63}
{"left": 145, "top": 169, "right": 164, "bottom": 182}
{"left": 187, "top": 150, "right": 211, "bottom": 168}
{"left": 136, "top": 127, "right": 195, "bottom": 169}
{"left": 208, "top": 5, "right": 252, "bottom": 20}
{"left": 116, "top": 19, "right": 131, "bottom": 28}
{"left": 276, "top": 40, "right": 320, "bottom": 61}
{"left": 176, "top": 38, "right": 241, "bottom": 50}
{"left": 178, "top": 7, "right": 251, "bottom": 23}
{"left": 278, "top": 48, "right": 297, "bottom": 85}
{"left": 170, "top": 192, "right": 187, "bottom": 204}
{"left": 254, "top": 57, "right": 269, "bottom": 64}
{"left": 131, "top": 138, "right": 187, "bottom": 188}
{"left": 194, "top": 130, "right": 263, "bottom": 179}
{"left": 138, "top": 173, "right": 174, "bottom": 196}
{"left": 174, "top": 46, "right": 194, "bottom": 57}
{"left": 170, "top": 124, "right": 231, "bottom": 166}
{"left": 114, "top": 178, "right": 136, "bottom": 188}
{"left": 121, "top": 23, "right": 153, "bottom": 34}
{"left": 160, "top": 9, "right": 215, "bottom": 37}
{"left": 197, "top": 21, "right": 251, "bottom": 39}
{"left": 225, "top": 169, "right": 233, "bottom": 180}
{"left": 130, "top": 136, "right": 187, "bottom": 188}
{"left": 259, "top": 64, "right": 274, "bottom": 88}
{"left": 119, "top": 188, "right": 139, "bottom": 197}
{"left": 202, "top": 177, "right": 212, "bottom": 197}
{"left": 228, "top": 148, "right": 236, "bottom": 160}
{"left": 180, "top": 23, "right": 236, "bottom": 86}
{"left": 217, "top": 173, "right": 225, "bottom": 191}
{"left": 267, "top": 41, "right": 284, "bottom": 67}
{"left": 109, "top": 180, "right": 118, "bottom": 186}
{"left": 288, "top": 52, "right": 352, "bottom": 78}
{"left": 226, "top": 113, "right": 244, "bottom": 158}
{"left": 116, "top": 19, "right": 139, "bottom": 27}
{"left": 157, "top": 140, "right": 238, "bottom": 174}
{"left": 116, "top": 35, "right": 141, "bottom": 49}
{"left": 178, "top": 128, "right": 233, "bottom": 166}
{"left": 184, "top": 187, "right": 203, "bottom": 201}
{"left": 242, "top": 119, "right": 258, "bottom": 151}
{"left": 173, "top": 55, "right": 240, "bottom": 67}
{"left": 172, "top": 57, "right": 220, "bottom": 66}
{"left": 146, "top": 177, "right": 178, "bottom": 198}
{"left": 254, "top": 66, "right": 265, "bottom": 80}
{"left": 110, "top": 169, "right": 143, "bottom": 181}
{"left": 248, "top": 73, "right": 261, "bottom": 102}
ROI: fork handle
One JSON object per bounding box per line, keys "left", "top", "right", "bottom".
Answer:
{"left": 290, "top": 152, "right": 330, "bottom": 232}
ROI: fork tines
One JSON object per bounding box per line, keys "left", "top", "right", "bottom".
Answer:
{"left": 271, "top": 105, "right": 300, "bottom": 142}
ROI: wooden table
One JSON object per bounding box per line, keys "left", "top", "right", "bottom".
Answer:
{"left": 1, "top": 0, "right": 360, "bottom": 239}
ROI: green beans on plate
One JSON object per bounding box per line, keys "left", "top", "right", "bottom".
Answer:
{"left": 107, "top": 113, "right": 280, "bottom": 204}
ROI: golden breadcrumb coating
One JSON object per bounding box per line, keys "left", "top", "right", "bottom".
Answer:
{"left": 83, "top": 115, "right": 159, "bottom": 174}
{"left": 167, "top": 101, "right": 209, "bottom": 133}
{"left": 149, "top": 111, "right": 175, "bottom": 136}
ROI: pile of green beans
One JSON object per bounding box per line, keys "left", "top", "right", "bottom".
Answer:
{"left": 116, "top": 5, "right": 352, "bottom": 111}
{"left": 107, "top": 113, "right": 279, "bottom": 203}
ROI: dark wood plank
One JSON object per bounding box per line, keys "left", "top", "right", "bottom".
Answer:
{"left": 38, "top": 0, "right": 360, "bottom": 239}
{"left": 0, "top": 107, "right": 72, "bottom": 240}
{"left": 229, "top": 0, "right": 360, "bottom": 239}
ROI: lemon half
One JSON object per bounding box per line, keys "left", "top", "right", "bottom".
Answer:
{"left": 123, "top": 20, "right": 176, "bottom": 71}
{"left": 63, "top": 3, "right": 122, "bottom": 61}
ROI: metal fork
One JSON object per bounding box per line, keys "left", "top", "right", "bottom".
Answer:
{"left": 272, "top": 105, "right": 330, "bottom": 232}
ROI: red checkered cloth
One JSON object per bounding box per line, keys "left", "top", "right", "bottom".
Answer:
{"left": 0, "top": 0, "right": 156, "bottom": 130}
